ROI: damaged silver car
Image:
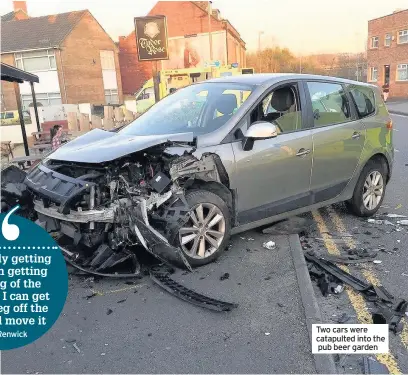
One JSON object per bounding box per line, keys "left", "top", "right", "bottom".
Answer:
{"left": 1, "top": 74, "right": 393, "bottom": 275}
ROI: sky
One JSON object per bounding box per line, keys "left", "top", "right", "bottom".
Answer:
{"left": 1, "top": 0, "right": 407, "bottom": 54}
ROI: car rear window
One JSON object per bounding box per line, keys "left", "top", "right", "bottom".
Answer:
{"left": 349, "top": 85, "right": 376, "bottom": 118}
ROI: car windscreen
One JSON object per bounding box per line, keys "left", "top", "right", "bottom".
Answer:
{"left": 120, "top": 82, "right": 254, "bottom": 136}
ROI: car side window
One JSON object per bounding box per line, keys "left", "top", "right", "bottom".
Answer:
{"left": 348, "top": 85, "right": 376, "bottom": 118}
{"left": 249, "top": 84, "right": 302, "bottom": 134}
{"left": 306, "top": 82, "right": 351, "bottom": 127}
{"left": 5, "top": 112, "right": 14, "bottom": 119}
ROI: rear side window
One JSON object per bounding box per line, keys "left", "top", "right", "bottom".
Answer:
{"left": 348, "top": 85, "right": 376, "bottom": 118}
{"left": 306, "top": 82, "right": 351, "bottom": 127}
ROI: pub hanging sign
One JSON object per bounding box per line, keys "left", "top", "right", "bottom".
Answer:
{"left": 134, "top": 15, "right": 169, "bottom": 61}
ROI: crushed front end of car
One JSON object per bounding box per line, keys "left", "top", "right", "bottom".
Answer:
{"left": 1, "top": 130, "right": 230, "bottom": 277}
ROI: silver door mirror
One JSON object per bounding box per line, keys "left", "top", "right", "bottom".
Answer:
{"left": 242, "top": 122, "right": 278, "bottom": 151}
{"left": 244, "top": 121, "right": 278, "bottom": 139}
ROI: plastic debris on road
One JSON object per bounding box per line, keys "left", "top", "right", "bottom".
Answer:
{"left": 333, "top": 284, "right": 345, "bottom": 294}
{"left": 262, "top": 241, "right": 276, "bottom": 250}
{"left": 386, "top": 214, "right": 407, "bottom": 218}
{"left": 397, "top": 220, "right": 408, "bottom": 226}
{"left": 367, "top": 219, "right": 383, "bottom": 224}
{"left": 373, "top": 260, "right": 382, "bottom": 264}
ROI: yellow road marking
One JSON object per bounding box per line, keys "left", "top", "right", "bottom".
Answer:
{"left": 312, "top": 210, "right": 401, "bottom": 374}
{"left": 327, "top": 207, "right": 408, "bottom": 351}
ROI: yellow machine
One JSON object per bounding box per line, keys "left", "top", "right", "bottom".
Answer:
{"left": 135, "top": 65, "right": 254, "bottom": 113}
{"left": 0, "top": 110, "right": 31, "bottom": 125}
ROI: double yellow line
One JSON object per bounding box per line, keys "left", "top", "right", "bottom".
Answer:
{"left": 312, "top": 208, "right": 406, "bottom": 374}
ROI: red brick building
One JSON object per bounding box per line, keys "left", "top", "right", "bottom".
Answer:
{"left": 367, "top": 8, "right": 408, "bottom": 98}
{"left": 1, "top": 2, "right": 123, "bottom": 112}
{"left": 118, "top": 1, "right": 247, "bottom": 96}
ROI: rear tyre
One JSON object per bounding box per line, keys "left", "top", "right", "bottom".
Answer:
{"left": 169, "top": 190, "right": 231, "bottom": 267}
{"left": 346, "top": 159, "right": 387, "bottom": 217}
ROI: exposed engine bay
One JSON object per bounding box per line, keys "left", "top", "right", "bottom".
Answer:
{"left": 1, "top": 140, "right": 231, "bottom": 278}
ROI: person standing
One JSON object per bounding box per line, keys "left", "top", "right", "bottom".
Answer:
{"left": 382, "top": 83, "right": 389, "bottom": 102}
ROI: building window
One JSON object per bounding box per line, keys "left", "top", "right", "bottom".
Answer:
{"left": 398, "top": 30, "right": 408, "bottom": 44}
{"left": 385, "top": 33, "right": 392, "bottom": 46}
{"left": 370, "top": 36, "right": 379, "bottom": 48}
{"left": 100, "top": 50, "right": 115, "bottom": 70}
{"left": 397, "top": 64, "right": 408, "bottom": 81}
{"left": 21, "top": 92, "right": 62, "bottom": 110}
{"left": 105, "top": 89, "right": 119, "bottom": 104}
{"left": 15, "top": 49, "right": 57, "bottom": 72}
{"left": 369, "top": 67, "right": 378, "bottom": 82}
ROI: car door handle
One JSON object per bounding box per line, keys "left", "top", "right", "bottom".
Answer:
{"left": 351, "top": 132, "right": 361, "bottom": 139}
{"left": 296, "top": 148, "right": 311, "bottom": 157}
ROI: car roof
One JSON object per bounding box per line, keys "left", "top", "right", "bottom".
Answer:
{"left": 205, "top": 73, "right": 376, "bottom": 88}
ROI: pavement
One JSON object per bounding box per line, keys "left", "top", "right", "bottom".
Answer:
{"left": 386, "top": 100, "right": 408, "bottom": 116}
{"left": 1, "top": 234, "right": 321, "bottom": 374}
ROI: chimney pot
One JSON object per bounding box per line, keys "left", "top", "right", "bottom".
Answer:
{"left": 13, "top": 1, "right": 28, "bottom": 14}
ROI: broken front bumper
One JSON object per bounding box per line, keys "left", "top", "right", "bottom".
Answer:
{"left": 34, "top": 198, "right": 191, "bottom": 274}
{"left": 2, "top": 165, "right": 191, "bottom": 275}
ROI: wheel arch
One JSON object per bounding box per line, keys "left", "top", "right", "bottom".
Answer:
{"left": 186, "top": 179, "right": 236, "bottom": 226}
{"left": 365, "top": 153, "right": 390, "bottom": 183}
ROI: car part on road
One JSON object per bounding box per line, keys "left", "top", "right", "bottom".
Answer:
{"left": 62, "top": 246, "right": 142, "bottom": 278}
{"left": 307, "top": 262, "right": 344, "bottom": 296}
{"left": 149, "top": 268, "right": 238, "bottom": 311}
{"left": 305, "top": 252, "right": 408, "bottom": 334}
{"left": 372, "top": 299, "right": 408, "bottom": 334}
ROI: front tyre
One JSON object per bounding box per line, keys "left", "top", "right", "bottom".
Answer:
{"left": 170, "top": 190, "right": 231, "bottom": 267}
{"left": 346, "top": 160, "right": 387, "bottom": 217}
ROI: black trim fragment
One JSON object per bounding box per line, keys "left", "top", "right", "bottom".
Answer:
{"left": 149, "top": 269, "right": 238, "bottom": 311}
{"left": 305, "top": 252, "right": 407, "bottom": 334}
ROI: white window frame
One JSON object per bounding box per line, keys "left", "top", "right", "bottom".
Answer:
{"left": 370, "top": 36, "right": 379, "bottom": 48}
{"left": 21, "top": 92, "right": 62, "bottom": 110}
{"left": 396, "top": 64, "right": 408, "bottom": 81}
{"left": 369, "top": 67, "right": 378, "bottom": 82}
{"left": 100, "top": 50, "right": 115, "bottom": 70}
{"left": 398, "top": 30, "right": 408, "bottom": 44}
{"left": 15, "top": 49, "right": 57, "bottom": 73}
{"left": 104, "top": 89, "right": 119, "bottom": 105}
{"left": 384, "top": 33, "right": 392, "bottom": 47}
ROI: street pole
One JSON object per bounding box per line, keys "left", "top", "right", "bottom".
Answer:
{"left": 14, "top": 82, "right": 29, "bottom": 156}
{"left": 208, "top": 1, "right": 213, "bottom": 61}
{"left": 299, "top": 54, "right": 302, "bottom": 74}
{"left": 153, "top": 61, "right": 160, "bottom": 103}
{"left": 258, "top": 31, "right": 263, "bottom": 73}
{"left": 30, "top": 81, "right": 41, "bottom": 132}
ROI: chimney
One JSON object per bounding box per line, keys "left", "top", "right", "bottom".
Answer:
{"left": 13, "top": 1, "right": 28, "bottom": 14}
